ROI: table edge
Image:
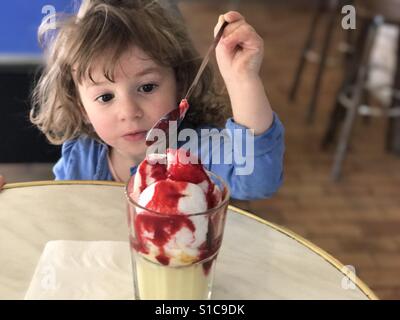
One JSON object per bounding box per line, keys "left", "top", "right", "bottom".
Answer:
{"left": 3, "top": 180, "right": 379, "bottom": 300}
{"left": 3, "top": 180, "right": 124, "bottom": 189}
{"left": 229, "top": 206, "right": 379, "bottom": 300}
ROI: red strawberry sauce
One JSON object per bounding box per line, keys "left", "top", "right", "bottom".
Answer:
{"left": 132, "top": 149, "right": 223, "bottom": 275}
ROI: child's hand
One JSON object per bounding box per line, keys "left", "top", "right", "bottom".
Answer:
{"left": 0, "top": 175, "right": 5, "bottom": 190}
{"left": 214, "top": 11, "right": 264, "bottom": 84}
{"left": 213, "top": 11, "right": 273, "bottom": 135}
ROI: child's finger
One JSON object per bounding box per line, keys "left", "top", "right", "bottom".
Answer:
{"left": 214, "top": 11, "right": 245, "bottom": 38}
{"left": 214, "top": 14, "right": 226, "bottom": 38}
{"left": 222, "top": 23, "right": 263, "bottom": 52}
{"left": 222, "top": 11, "right": 245, "bottom": 24}
{"left": 220, "top": 19, "right": 247, "bottom": 41}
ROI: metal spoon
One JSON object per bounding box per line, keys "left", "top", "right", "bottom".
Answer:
{"left": 145, "top": 20, "right": 229, "bottom": 147}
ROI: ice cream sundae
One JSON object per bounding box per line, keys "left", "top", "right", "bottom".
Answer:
{"left": 126, "top": 148, "right": 229, "bottom": 300}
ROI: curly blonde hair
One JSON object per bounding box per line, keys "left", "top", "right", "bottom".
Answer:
{"left": 31, "top": 0, "right": 230, "bottom": 145}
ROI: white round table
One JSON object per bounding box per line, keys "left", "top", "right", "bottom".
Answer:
{"left": 0, "top": 181, "right": 377, "bottom": 300}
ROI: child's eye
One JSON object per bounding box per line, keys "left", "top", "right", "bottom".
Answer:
{"left": 139, "top": 83, "right": 158, "bottom": 93}
{"left": 96, "top": 93, "right": 114, "bottom": 103}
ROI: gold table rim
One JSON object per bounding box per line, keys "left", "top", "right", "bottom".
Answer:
{"left": 2, "top": 180, "right": 378, "bottom": 300}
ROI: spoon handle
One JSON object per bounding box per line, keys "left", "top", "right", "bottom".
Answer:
{"left": 184, "top": 20, "right": 229, "bottom": 100}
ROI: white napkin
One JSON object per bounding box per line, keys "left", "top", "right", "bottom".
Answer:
{"left": 24, "top": 240, "right": 134, "bottom": 300}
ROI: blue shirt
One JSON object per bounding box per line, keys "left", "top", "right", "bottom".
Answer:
{"left": 53, "top": 115, "right": 285, "bottom": 200}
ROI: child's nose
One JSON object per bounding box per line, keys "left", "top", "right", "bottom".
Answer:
{"left": 119, "top": 97, "right": 144, "bottom": 121}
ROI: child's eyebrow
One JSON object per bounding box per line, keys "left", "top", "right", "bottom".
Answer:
{"left": 85, "top": 66, "right": 161, "bottom": 88}
{"left": 135, "top": 66, "right": 161, "bottom": 77}
{"left": 86, "top": 81, "right": 107, "bottom": 89}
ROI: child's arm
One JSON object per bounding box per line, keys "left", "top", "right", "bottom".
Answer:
{"left": 215, "top": 11, "right": 273, "bottom": 135}
{"left": 198, "top": 11, "right": 284, "bottom": 200}
{"left": 52, "top": 137, "right": 111, "bottom": 181}
{"left": 197, "top": 114, "right": 284, "bottom": 200}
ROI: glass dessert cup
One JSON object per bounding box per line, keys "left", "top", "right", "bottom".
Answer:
{"left": 125, "top": 171, "right": 230, "bottom": 300}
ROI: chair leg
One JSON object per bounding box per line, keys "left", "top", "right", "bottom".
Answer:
{"left": 289, "top": 0, "right": 324, "bottom": 102}
{"left": 321, "top": 17, "right": 371, "bottom": 149}
{"left": 321, "top": 100, "right": 347, "bottom": 148}
{"left": 386, "top": 114, "right": 400, "bottom": 155}
{"left": 321, "top": 80, "right": 370, "bottom": 151}
{"left": 341, "top": 20, "right": 356, "bottom": 68}
{"left": 306, "top": 0, "right": 339, "bottom": 123}
{"left": 331, "top": 17, "right": 382, "bottom": 181}
{"left": 331, "top": 94, "right": 359, "bottom": 181}
{"left": 386, "top": 26, "right": 400, "bottom": 154}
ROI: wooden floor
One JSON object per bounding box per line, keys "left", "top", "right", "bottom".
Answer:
{"left": 1, "top": 1, "right": 400, "bottom": 299}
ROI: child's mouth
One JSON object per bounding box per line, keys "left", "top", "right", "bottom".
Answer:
{"left": 123, "top": 131, "right": 147, "bottom": 142}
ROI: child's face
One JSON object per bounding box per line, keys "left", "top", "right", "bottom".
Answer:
{"left": 77, "top": 46, "right": 177, "bottom": 162}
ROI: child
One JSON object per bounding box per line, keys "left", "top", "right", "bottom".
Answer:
{"left": 25, "top": 0, "right": 284, "bottom": 200}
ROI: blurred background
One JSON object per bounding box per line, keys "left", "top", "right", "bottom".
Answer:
{"left": 1, "top": 0, "right": 400, "bottom": 299}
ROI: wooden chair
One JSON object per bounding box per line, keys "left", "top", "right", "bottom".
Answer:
{"left": 321, "top": 0, "right": 400, "bottom": 181}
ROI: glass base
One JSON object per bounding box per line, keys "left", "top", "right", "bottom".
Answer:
{"left": 131, "top": 252, "right": 216, "bottom": 300}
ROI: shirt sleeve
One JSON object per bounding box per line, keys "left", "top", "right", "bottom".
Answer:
{"left": 52, "top": 137, "right": 110, "bottom": 180}
{"left": 53, "top": 140, "right": 77, "bottom": 180}
{"left": 201, "top": 113, "right": 285, "bottom": 200}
